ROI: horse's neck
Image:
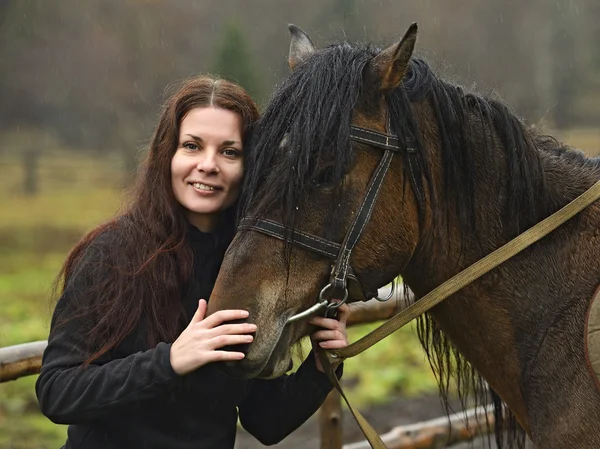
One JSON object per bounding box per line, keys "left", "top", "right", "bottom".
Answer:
{"left": 410, "top": 136, "right": 600, "bottom": 289}
{"left": 538, "top": 146, "right": 600, "bottom": 210}
{"left": 401, "top": 138, "right": 600, "bottom": 429}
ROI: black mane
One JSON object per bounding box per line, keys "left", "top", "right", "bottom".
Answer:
{"left": 392, "top": 58, "right": 550, "bottom": 240}
{"left": 241, "top": 46, "right": 555, "bottom": 242}
{"left": 240, "top": 44, "right": 375, "bottom": 236}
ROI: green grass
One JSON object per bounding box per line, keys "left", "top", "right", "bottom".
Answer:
{"left": 0, "top": 151, "right": 123, "bottom": 448}
{"left": 343, "top": 321, "right": 438, "bottom": 406}
{"left": 0, "top": 247, "right": 70, "bottom": 448}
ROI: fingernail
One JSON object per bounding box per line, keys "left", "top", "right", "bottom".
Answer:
{"left": 241, "top": 311, "right": 249, "bottom": 317}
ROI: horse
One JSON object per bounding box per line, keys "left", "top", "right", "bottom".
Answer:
{"left": 207, "top": 23, "right": 600, "bottom": 448}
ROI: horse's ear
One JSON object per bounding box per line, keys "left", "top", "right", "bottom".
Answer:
{"left": 373, "top": 23, "right": 418, "bottom": 91}
{"left": 288, "top": 24, "right": 315, "bottom": 70}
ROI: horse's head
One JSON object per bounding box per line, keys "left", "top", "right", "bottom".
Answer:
{"left": 207, "top": 24, "right": 427, "bottom": 379}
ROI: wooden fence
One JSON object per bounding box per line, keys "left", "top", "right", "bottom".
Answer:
{"left": 0, "top": 291, "right": 497, "bottom": 449}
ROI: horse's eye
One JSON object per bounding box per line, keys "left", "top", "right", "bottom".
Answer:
{"left": 312, "top": 166, "right": 336, "bottom": 189}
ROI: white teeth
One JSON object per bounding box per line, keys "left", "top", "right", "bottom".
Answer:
{"left": 192, "top": 183, "right": 214, "bottom": 191}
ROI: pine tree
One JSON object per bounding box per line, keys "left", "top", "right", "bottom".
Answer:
{"left": 212, "top": 20, "right": 263, "bottom": 102}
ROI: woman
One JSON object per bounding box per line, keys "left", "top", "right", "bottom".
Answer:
{"left": 35, "top": 76, "right": 349, "bottom": 449}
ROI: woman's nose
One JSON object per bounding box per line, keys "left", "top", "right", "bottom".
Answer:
{"left": 196, "top": 152, "right": 219, "bottom": 173}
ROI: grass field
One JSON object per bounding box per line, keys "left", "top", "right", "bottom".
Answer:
{"left": 0, "top": 150, "right": 126, "bottom": 448}
{"left": 0, "top": 127, "right": 597, "bottom": 448}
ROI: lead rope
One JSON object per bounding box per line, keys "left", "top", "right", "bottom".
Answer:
{"left": 318, "top": 179, "right": 600, "bottom": 449}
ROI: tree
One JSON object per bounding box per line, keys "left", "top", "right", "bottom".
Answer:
{"left": 316, "top": 0, "right": 362, "bottom": 41}
{"left": 549, "top": 6, "right": 579, "bottom": 129}
{"left": 211, "top": 20, "right": 263, "bottom": 102}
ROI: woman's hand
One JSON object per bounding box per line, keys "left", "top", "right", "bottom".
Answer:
{"left": 309, "top": 303, "right": 350, "bottom": 373}
{"left": 169, "top": 299, "right": 256, "bottom": 376}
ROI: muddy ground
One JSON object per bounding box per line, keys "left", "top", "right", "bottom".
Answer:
{"left": 234, "top": 393, "right": 515, "bottom": 449}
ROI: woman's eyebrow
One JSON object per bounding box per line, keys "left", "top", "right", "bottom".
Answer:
{"left": 184, "top": 134, "right": 240, "bottom": 146}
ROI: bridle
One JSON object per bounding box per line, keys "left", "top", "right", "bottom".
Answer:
{"left": 238, "top": 120, "right": 417, "bottom": 323}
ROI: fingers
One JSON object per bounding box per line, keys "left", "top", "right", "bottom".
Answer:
{"left": 172, "top": 304, "right": 255, "bottom": 375}
{"left": 311, "top": 328, "right": 347, "bottom": 350}
{"left": 191, "top": 299, "right": 208, "bottom": 324}
{"left": 335, "top": 303, "right": 350, "bottom": 324}
{"left": 311, "top": 329, "right": 345, "bottom": 343}
{"left": 310, "top": 304, "right": 350, "bottom": 351}
{"left": 316, "top": 339, "right": 348, "bottom": 349}
{"left": 208, "top": 322, "right": 257, "bottom": 337}
{"left": 309, "top": 315, "right": 342, "bottom": 330}
{"left": 200, "top": 308, "right": 249, "bottom": 328}
{"left": 206, "top": 351, "right": 246, "bottom": 362}
{"left": 207, "top": 333, "right": 254, "bottom": 349}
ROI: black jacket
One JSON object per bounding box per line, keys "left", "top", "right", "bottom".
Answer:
{"left": 36, "top": 225, "right": 340, "bottom": 448}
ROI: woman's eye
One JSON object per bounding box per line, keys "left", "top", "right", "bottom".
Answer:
{"left": 222, "top": 148, "right": 240, "bottom": 157}
{"left": 183, "top": 142, "right": 198, "bottom": 151}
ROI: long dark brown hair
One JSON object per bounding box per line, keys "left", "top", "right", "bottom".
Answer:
{"left": 55, "top": 76, "right": 259, "bottom": 364}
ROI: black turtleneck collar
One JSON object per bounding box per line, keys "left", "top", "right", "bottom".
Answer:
{"left": 186, "top": 223, "right": 219, "bottom": 250}
{"left": 183, "top": 221, "right": 233, "bottom": 318}
{"left": 185, "top": 207, "right": 237, "bottom": 254}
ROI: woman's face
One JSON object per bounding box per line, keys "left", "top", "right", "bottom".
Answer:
{"left": 171, "top": 107, "right": 244, "bottom": 232}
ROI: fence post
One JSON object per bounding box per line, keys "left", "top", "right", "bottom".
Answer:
{"left": 319, "top": 389, "right": 343, "bottom": 449}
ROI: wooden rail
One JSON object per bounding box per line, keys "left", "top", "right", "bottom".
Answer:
{"left": 0, "top": 287, "right": 410, "bottom": 383}
{"left": 0, "top": 340, "right": 47, "bottom": 382}
{"left": 342, "top": 406, "right": 495, "bottom": 449}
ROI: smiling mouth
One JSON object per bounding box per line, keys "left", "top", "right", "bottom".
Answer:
{"left": 190, "top": 182, "right": 220, "bottom": 192}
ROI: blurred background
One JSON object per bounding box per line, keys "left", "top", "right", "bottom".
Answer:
{"left": 1, "top": 0, "right": 599, "bottom": 448}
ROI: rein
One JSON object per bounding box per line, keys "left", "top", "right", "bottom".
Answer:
{"left": 239, "top": 121, "right": 600, "bottom": 448}
{"left": 319, "top": 177, "right": 600, "bottom": 448}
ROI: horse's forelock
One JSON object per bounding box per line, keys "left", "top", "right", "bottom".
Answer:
{"left": 239, "top": 44, "right": 375, "bottom": 234}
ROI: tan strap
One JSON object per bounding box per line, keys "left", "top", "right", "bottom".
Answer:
{"left": 332, "top": 179, "right": 600, "bottom": 360}
{"left": 320, "top": 179, "right": 600, "bottom": 449}
{"left": 317, "top": 350, "right": 388, "bottom": 449}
